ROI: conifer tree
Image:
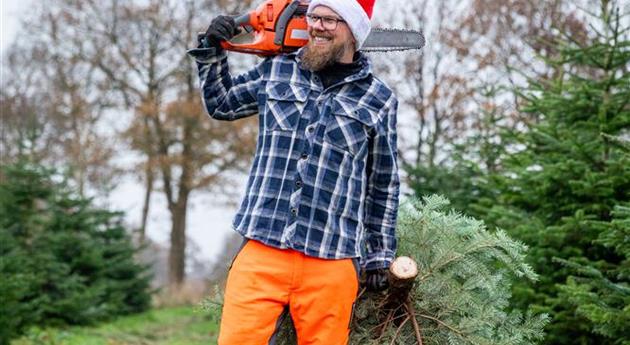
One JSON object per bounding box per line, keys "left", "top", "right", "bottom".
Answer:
{"left": 479, "top": 2, "right": 630, "bottom": 343}
{"left": 555, "top": 134, "right": 630, "bottom": 343}
{"left": 406, "top": 86, "right": 509, "bottom": 220}
{"left": 0, "top": 162, "right": 152, "bottom": 344}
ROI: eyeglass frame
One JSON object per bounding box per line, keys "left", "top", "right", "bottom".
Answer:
{"left": 305, "top": 14, "right": 346, "bottom": 31}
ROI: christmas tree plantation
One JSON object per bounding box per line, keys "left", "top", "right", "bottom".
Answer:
{"left": 477, "top": 2, "right": 630, "bottom": 343}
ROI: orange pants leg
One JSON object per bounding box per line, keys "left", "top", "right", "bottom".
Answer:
{"left": 218, "top": 240, "right": 292, "bottom": 345}
{"left": 289, "top": 256, "right": 359, "bottom": 345}
{"left": 218, "top": 239, "right": 359, "bottom": 345}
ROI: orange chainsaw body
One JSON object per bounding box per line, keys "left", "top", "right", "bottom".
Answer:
{"left": 220, "top": 0, "right": 310, "bottom": 56}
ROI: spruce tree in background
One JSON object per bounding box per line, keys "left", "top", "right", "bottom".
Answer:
{"left": 406, "top": 86, "right": 507, "bottom": 219}
{"left": 406, "top": 148, "right": 497, "bottom": 220}
{"left": 555, "top": 133, "right": 630, "bottom": 343}
{"left": 0, "top": 162, "right": 152, "bottom": 344}
{"left": 407, "top": 159, "right": 488, "bottom": 217}
{"left": 480, "top": 2, "right": 630, "bottom": 344}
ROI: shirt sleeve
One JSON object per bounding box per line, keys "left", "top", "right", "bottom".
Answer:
{"left": 187, "top": 47, "right": 268, "bottom": 121}
{"left": 363, "top": 95, "right": 400, "bottom": 270}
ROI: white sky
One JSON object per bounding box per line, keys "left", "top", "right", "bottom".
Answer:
{"left": 0, "top": 0, "right": 30, "bottom": 53}
{"left": 1, "top": 0, "right": 238, "bottom": 266}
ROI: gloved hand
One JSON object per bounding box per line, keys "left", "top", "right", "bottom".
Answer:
{"left": 365, "top": 268, "right": 389, "bottom": 292}
{"left": 201, "top": 15, "right": 242, "bottom": 49}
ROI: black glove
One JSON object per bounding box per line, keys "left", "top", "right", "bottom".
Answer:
{"left": 201, "top": 15, "right": 242, "bottom": 49}
{"left": 365, "top": 268, "right": 389, "bottom": 292}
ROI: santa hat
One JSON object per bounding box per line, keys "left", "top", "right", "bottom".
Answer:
{"left": 307, "top": 0, "right": 374, "bottom": 50}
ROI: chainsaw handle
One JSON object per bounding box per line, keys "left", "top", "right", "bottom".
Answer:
{"left": 273, "top": 0, "right": 300, "bottom": 45}
{"left": 234, "top": 13, "right": 251, "bottom": 26}
{"left": 233, "top": 13, "right": 254, "bottom": 33}
{"left": 196, "top": 13, "right": 253, "bottom": 49}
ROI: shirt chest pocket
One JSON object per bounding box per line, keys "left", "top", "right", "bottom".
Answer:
{"left": 324, "top": 99, "right": 376, "bottom": 157}
{"left": 264, "top": 81, "right": 309, "bottom": 131}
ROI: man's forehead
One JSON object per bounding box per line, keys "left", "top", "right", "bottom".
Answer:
{"left": 310, "top": 5, "right": 342, "bottom": 18}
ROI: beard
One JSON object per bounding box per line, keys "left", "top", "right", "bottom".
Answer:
{"left": 301, "top": 37, "right": 349, "bottom": 72}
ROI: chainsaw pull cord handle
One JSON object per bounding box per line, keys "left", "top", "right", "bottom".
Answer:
{"left": 233, "top": 13, "right": 250, "bottom": 26}
{"left": 233, "top": 13, "right": 254, "bottom": 33}
{"left": 197, "top": 13, "right": 251, "bottom": 48}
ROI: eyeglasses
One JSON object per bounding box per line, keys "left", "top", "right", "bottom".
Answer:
{"left": 305, "top": 14, "right": 345, "bottom": 31}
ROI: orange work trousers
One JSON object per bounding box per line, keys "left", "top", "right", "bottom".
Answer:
{"left": 218, "top": 239, "right": 359, "bottom": 345}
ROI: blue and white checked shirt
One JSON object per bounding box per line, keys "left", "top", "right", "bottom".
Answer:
{"left": 188, "top": 46, "right": 399, "bottom": 270}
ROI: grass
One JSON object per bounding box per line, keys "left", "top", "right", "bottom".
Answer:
{"left": 11, "top": 306, "right": 219, "bottom": 345}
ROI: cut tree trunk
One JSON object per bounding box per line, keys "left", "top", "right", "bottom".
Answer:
{"left": 385, "top": 256, "right": 419, "bottom": 310}
{"left": 376, "top": 256, "right": 422, "bottom": 344}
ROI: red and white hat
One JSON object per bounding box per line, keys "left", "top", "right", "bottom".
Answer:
{"left": 307, "top": 0, "right": 375, "bottom": 50}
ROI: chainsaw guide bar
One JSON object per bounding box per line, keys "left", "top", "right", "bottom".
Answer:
{"left": 362, "top": 28, "right": 425, "bottom": 52}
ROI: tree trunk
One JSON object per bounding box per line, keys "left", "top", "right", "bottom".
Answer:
{"left": 138, "top": 160, "right": 153, "bottom": 243}
{"left": 385, "top": 256, "right": 419, "bottom": 310}
{"left": 166, "top": 83, "right": 195, "bottom": 286}
{"left": 168, "top": 198, "right": 188, "bottom": 286}
{"left": 377, "top": 256, "right": 422, "bottom": 344}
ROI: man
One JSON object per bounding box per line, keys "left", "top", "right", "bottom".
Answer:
{"left": 188, "top": 0, "right": 399, "bottom": 343}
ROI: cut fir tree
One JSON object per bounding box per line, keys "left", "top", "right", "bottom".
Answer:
{"left": 271, "top": 196, "right": 548, "bottom": 345}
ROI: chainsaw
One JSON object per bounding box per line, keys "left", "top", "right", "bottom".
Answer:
{"left": 199, "top": 0, "right": 425, "bottom": 56}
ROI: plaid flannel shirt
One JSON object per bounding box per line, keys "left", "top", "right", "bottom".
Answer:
{"left": 188, "top": 46, "right": 399, "bottom": 270}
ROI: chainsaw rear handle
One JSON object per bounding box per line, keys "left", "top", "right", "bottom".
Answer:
{"left": 234, "top": 13, "right": 251, "bottom": 27}
{"left": 197, "top": 13, "right": 252, "bottom": 47}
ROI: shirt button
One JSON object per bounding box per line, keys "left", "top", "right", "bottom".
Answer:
{"left": 307, "top": 126, "right": 315, "bottom": 134}
{"left": 301, "top": 153, "right": 308, "bottom": 160}
{"left": 295, "top": 180, "right": 303, "bottom": 188}
{"left": 290, "top": 207, "right": 298, "bottom": 215}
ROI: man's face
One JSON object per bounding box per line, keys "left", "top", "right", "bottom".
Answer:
{"left": 301, "top": 6, "right": 355, "bottom": 71}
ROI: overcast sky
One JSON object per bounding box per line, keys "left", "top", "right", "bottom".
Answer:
{"left": 0, "top": 0, "right": 30, "bottom": 53}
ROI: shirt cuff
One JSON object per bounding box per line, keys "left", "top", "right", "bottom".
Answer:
{"left": 363, "top": 251, "right": 395, "bottom": 270}
{"left": 186, "top": 46, "right": 226, "bottom": 64}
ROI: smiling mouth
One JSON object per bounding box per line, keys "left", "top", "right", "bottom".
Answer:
{"left": 311, "top": 35, "right": 333, "bottom": 46}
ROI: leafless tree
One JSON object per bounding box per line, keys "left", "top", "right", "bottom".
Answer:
{"left": 1, "top": 11, "right": 119, "bottom": 195}
{"left": 372, "top": 0, "right": 475, "bottom": 170}
{"left": 371, "top": 0, "right": 589, "bottom": 177}
{"left": 70, "top": 0, "right": 257, "bottom": 285}
{"left": 5, "top": 0, "right": 258, "bottom": 286}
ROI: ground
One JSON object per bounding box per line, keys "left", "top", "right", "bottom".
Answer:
{"left": 11, "top": 307, "right": 219, "bottom": 345}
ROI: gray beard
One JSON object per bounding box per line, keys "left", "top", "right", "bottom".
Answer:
{"left": 301, "top": 40, "right": 347, "bottom": 72}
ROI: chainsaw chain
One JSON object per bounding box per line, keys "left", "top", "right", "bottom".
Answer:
{"left": 361, "top": 28, "right": 425, "bottom": 53}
